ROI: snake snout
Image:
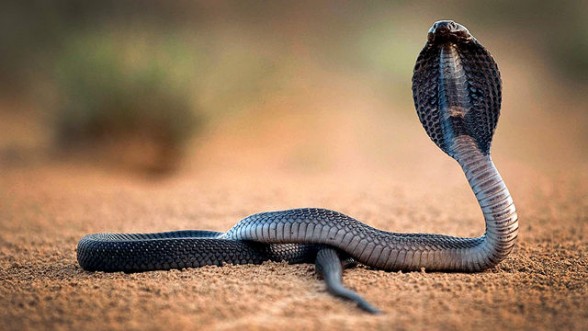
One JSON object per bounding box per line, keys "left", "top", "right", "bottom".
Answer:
{"left": 428, "top": 20, "right": 472, "bottom": 44}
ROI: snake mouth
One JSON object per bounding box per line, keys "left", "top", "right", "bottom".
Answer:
{"left": 427, "top": 20, "right": 473, "bottom": 45}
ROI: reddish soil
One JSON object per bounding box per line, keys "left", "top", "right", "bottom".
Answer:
{"left": 1, "top": 67, "right": 587, "bottom": 330}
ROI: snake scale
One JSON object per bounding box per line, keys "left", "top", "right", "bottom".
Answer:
{"left": 77, "top": 20, "right": 519, "bottom": 314}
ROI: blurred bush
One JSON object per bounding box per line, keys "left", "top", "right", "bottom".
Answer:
{"left": 52, "top": 27, "right": 202, "bottom": 172}
{"left": 1, "top": 1, "right": 586, "bottom": 173}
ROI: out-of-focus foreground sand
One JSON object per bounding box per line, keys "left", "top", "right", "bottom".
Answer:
{"left": 1, "top": 63, "right": 587, "bottom": 330}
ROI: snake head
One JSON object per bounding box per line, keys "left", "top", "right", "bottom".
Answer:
{"left": 427, "top": 20, "right": 474, "bottom": 45}
{"left": 413, "top": 20, "right": 502, "bottom": 157}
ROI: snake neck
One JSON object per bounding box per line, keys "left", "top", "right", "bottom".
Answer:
{"left": 451, "top": 135, "right": 518, "bottom": 270}
{"left": 438, "top": 44, "right": 471, "bottom": 150}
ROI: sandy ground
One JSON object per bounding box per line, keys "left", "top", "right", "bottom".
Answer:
{"left": 1, "top": 67, "right": 587, "bottom": 330}
{"left": 1, "top": 146, "right": 586, "bottom": 331}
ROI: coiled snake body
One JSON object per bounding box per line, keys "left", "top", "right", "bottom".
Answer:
{"left": 77, "top": 21, "right": 519, "bottom": 314}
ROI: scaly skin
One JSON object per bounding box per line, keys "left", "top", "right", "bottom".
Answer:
{"left": 77, "top": 20, "right": 518, "bottom": 313}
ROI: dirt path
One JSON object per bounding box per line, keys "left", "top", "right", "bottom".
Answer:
{"left": 1, "top": 151, "right": 586, "bottom": 330}
{"left": 2, "top": 67, "right": 587, "bottom": 329}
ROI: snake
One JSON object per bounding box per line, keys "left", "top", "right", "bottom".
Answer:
{"left": 77, "top": 20, "right": 519, "bottom": 314}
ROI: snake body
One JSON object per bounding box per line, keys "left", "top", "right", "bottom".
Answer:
{"left": 77, "top": 20, "right": 518, "bottom": 313}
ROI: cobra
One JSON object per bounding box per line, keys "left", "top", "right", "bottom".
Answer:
{"left": 77, "top": 20, "right": 519, "bottom": 314}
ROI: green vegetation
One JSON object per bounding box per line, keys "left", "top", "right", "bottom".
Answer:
{"left": 53, "top": 27, "right": 202, "bottom": 171}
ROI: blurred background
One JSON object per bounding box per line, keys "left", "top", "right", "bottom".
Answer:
{"left": 1, "top": 0, "right": 586, "bottom": 176}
